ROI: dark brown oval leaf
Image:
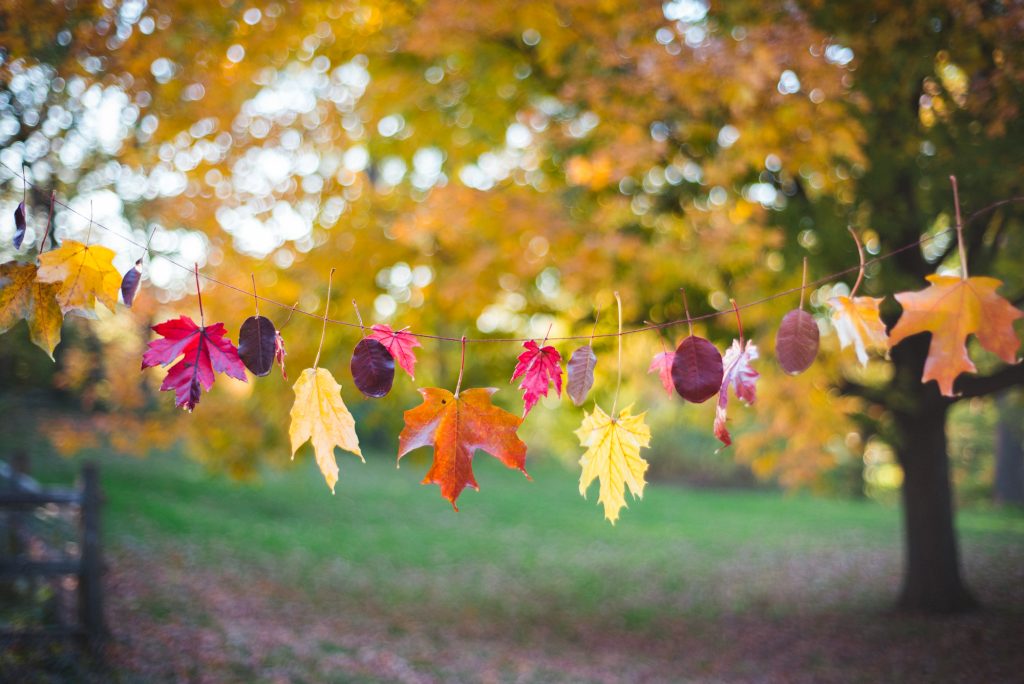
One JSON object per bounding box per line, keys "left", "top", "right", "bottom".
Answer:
{"left": 238, "top": 315, "right": 278, "bottom": 377}
{"left": 120, "top": 259, "right": 143, "bottom": 307}
{"left": 671, "top": 336, "right": 723, "bottom": 403}
{"left": 13, "top": 201, "right": 26, "bottom": 249}
{"left": 566, "top": 345, "right": 597, "bottom": 406}
{"left": 775, "top": 308, "right": 819, "bottom": 375}
{"left": 351, "top": 337, "right": 394, "bottom": 398}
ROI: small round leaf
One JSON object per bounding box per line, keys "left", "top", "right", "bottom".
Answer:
{"left": 671, "top": 336, "right": 723, "bottom": 403}
{"left": 775, "top": 309, "right": 819, "bottom": 375}
{"left": 351, "top": 337, "right": 395, "bottom": 398}
{"left": 238, "top": 315, "right": 278, "bottom": 377}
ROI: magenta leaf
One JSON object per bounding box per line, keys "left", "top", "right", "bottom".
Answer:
{"left": 714, "top": 339, "right": 759, "bottom": 447}
{"left": 511, "top": 339, "right": 563, "bottom": 417}
{"left": 141, "top": 316, "right": 247, "bottom": 412}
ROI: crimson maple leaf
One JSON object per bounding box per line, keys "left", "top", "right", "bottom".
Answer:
{"left": 367, "top": 324, "right": 421, "bottom": 379}
{"left": 511, "top": 339, "right": 563, "bottom": 416}
{"left": 141, "top": 316, "right": 247, "bottom": 411}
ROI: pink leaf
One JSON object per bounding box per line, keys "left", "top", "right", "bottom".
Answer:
{"left": 647, "top": 351, "right": 674, "bottom": 396}
{"left": 367, "top": 324, "right": 421, "bottom": 379}
{"left": 713, "top": 339, "right": 759, "bottom": 447}
{"left": 511, "top": 339, "right": 563, "bottom": 417}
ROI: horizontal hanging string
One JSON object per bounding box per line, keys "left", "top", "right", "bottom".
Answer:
{"left": 3, "top": 160, "right": 1021, "bottom": 344}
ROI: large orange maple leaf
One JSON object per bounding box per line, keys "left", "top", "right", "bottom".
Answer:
{"left": 398, "top": 387, "right": 529, "bottom": 509}
{"left": 889, "top": 274, "right": 1022, "bottom": 396}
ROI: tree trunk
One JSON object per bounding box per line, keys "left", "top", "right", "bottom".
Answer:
{"left": 890, "top": 335, "right": 978, "bottom": 613}
{"left": 994, "top": 392, "right": 1024, "bottom": 506}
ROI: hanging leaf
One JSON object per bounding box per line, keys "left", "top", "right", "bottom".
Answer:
{"left": 238, "top": 315, "right": 279, "bottom": 377}
{"left": 511, "top": 339, "right": 563, "bottom": 416}
{"left": 775, "top": 309, "right": 819, "bottom": 375}
{"left": 889, "top": 274, "right": 1023, "bottom": 396}
{"left": 13, "top": 201, "right": 26, "bottom": 250}
{"left": 671, "top": 336, "right": 723, "bottom": 403}
{"left": 714, "top": 339, "right": 759, "bottom": 447}
{"left": 120, "top": 259, "right": 143, "bottom": 307}
{"left": 36, "top": 239, "right": 120, "bottom": 316}
{"left": 827, "top": 295, "right": 888, "bottom": 367}
{"left": 566, "top": 344, "right": 597, "bottom": 406}
{"left": 0, "top": 261, "right": 63, "bottom": 359}
{"left": 289, "top": 367, "right": 362, "bottom": 492}
{"left": 141, "top": 315, "right": 248, "bottom": 411}
{"left": 398, "top": 387, "right": 528, "bottom": 510}
{"left": 576, "top": 404, "right": 650, "bottom": 524}
{"left": 367, "top": 324, "right": 421, "bottom": 379}
{"left": 351, "top": 337, "right": 395, "bottom": 398}
{"left": 647, "top": 350, "right": 674, "bottom": 396}
{"left": 274, "top": 329, "right": 287, "bottom": 380}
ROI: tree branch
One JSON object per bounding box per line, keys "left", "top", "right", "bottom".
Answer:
{"left": 838, "top": 378, "right": 888, "bottom": 407}
{"left": 953, "top": 363, "right": 1024, "bottom": 400}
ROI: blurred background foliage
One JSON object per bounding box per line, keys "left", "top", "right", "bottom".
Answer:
{"left": 1, "top": 0, "right": 1021, "bottom": 503}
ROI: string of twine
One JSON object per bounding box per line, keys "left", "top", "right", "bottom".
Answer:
{"left": 3, "top": 160, "right": 1021, "bottom": 345}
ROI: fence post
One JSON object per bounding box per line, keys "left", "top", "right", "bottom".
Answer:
{"left": 78, "top": 461, "right": 106, "bottom": 651}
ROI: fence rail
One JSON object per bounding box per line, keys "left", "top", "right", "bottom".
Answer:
{"left": 0, "top": 452, "right": 105, "bottom": 652}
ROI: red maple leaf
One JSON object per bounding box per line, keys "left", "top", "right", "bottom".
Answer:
{"left": 367, "top": 324, "right": 421, "bottom": 379}
{"left": 511, "top": 339, "right": 563, "bottom": 416}
{"left": 141, "top": 316, "right": 247, "bottom": 411}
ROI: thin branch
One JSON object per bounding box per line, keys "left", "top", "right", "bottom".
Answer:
{"left": 953, "top": 364, "right": 1024, "bottom": 400}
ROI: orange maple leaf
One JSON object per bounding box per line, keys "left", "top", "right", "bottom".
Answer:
{"left": 398, "top": 387, "right": 529, "bottom": 509}
{"left": 889, "top": 274, "right": 1023, "bottom": 396}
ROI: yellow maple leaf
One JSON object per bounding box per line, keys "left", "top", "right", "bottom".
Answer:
{"left": 0, "top": 261, "right": 64, "bottom": 360}
{"left": 289, "top": 367, "right": 363, "bottom": 492}
{"left": 36, "top": 240, "right": 120, "bottom": 315}
{"left": 890, "top": 274, "right": 1023, "bottom": 396}
{"left": 576, "top": 404, "right": 650, "bottom": 524}
{"left": 827, "top": 295, "right": 889, "bottom": 366}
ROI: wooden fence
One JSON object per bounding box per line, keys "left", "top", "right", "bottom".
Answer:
{"left": 0, "top": 453, "right": 105, "bottom": 651}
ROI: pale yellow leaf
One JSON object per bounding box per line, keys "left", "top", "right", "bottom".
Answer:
{"left": 575, "top": 404, "right": 650, "bottom": 524}
{"left": 289, "top": 367, "right": 363, "bottom": 492}
{"left": 827, "top": 295, "right": 888, "bottom": 367}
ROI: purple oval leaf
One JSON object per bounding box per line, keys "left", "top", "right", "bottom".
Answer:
{"left": 775, "top": 309, "right": 819, "bottom": 375}
{"left": 238, "top": 315, "right": 278, "bottom": 377}
{"left": 120, "top": 259, "right": 143, "bottom": 307}
{"left": 671, "top": 335, "right": 723, "bottom": 403}
{"left": 351, "top": 337, "right": 394, "bottom": 398}
{"left": 566, "top": 345, "right": 597, "bottom": 406}
{"left": 13, "top": 201, "right": 26, "bottom": 249}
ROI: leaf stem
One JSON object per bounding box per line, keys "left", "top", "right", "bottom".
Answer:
{"left": 85, "top": 201, "right": 93, "bottom": 245}
{"left": 194, "top": 263, "right": 204, "bottom": 327}
{"left": 541, "top": 323, "right": 553, "bottom": 346}
{"left": 681, "top": 288, "right": 694, "bottom": 337}
{"left": 589, "top": 308, "right": 601, "bottom": 344}
{"left": 799, "top": 257, "right": 808, "bottom": 310}
{"left": 730, "top": 298, "right": 744, "bottom": 344}
{"left": 250, "top": 274, "right": 259, "bottom": 316}
{"left": 38, "top": 191, "right": 55, "bottom": 253}
{"left": 313, "top": 268, "right": 335, "bottom": 369}
{"left": 454, "top": 335, "right": 467, "bottom": 397}
{"left": 848, "top": 227, "right": 865, "bottom": 297}
{"left": 352, "top": 299, "right": 365, "bottom": 336}
{"left": 950, "top": 175, "right": 968, "bottom": 279}
{"left": 611, "top": 292, "right": 623, "bottom": 416}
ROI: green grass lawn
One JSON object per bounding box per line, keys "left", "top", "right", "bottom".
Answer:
{"left": 30, "top": 449, "right": 1024, "bottom": 618}
{"left": 14, "top": 449, "right": 1024, "bottom": 683}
